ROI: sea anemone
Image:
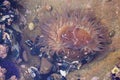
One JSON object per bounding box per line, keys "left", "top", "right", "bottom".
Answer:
{"left": 40, "top": 9, "right": 110, "bottom": 61}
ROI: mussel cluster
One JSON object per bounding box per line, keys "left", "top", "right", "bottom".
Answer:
{"left": 0, "top": 0, "right": 24, "bottom": 80}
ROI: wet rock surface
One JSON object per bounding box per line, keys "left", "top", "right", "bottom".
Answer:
{"left": 0, "top": 0, "right": 120, "bottom": 80}
{"left": 21, "top": 0, "right": 120, "bottom": 80}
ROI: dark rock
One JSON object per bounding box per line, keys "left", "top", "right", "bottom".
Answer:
{"left": 109, "top": 30, "right": 115, "bottom": 37}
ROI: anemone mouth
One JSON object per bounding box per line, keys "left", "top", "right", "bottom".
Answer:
{"left": 58, "top": 25, "right": 92, "bottom": 49}
{"left": 40, "top": 9, "right": 110, "bottom": 61}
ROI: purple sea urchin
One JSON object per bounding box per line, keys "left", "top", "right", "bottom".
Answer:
{"left": 40, "top": 10, "right": 110, "bottom": 61}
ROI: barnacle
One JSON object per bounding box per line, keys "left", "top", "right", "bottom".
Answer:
{"left": 40, "top": 10, "right": 110, "bottom": 61}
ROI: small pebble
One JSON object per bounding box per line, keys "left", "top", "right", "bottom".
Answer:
{"left": 74, "top": 74, "right": 80, "bottom": 77}
{"left": 45, "top": 5, "right": 53, "bottom": 11}
{"left": 106, "top": 39, "right": 112, "bottom": 44}
{"left": 21, "top": 65, "right": 26, "bottom": 68}
{"left": 36, "top": 5, "right": 41, "bottom": 9}
{"left": 91, "top": 76, "right": 99, "bottom": 80}
{"left": 109, "top": 30, "right": 115, "bottom": 37}
{"left": 33, "top": 17, "right": 39, "bottom": 24}
{"left": 105, "top": 0, "right": 112, "bottom": 2}
{"left": 22, "top": 51, "right": 28, "bottom": 62}
{"left": 28, "top": 22, "right": 35, "bottom": 30}
{"left": 25, "top": 9, "right": 32, "bottom": 14}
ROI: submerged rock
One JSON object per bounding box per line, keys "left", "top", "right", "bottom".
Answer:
{"left": 39, "top": 58, "right": 53, "bottom": 74}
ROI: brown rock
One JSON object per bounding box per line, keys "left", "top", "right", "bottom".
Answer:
{"left": 22, "top": 51, "right": 28, "bottom": 62}
{"left": 39, "top": 58, "right": 53, "bottom": 74}
{"left": 45, "top": 5, "right": 53, "bottom": 11}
